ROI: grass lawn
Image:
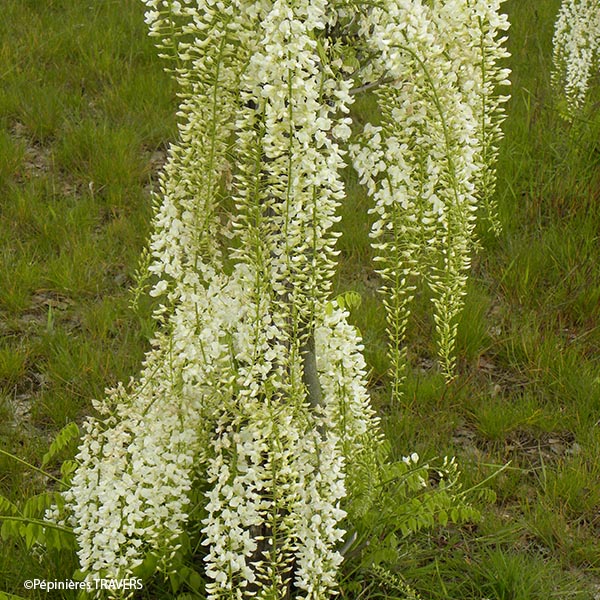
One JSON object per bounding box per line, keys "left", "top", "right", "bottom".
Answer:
{"left": 1, "top": 0, "right": 599, "bottom": 598}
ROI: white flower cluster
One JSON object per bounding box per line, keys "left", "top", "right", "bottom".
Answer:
{"left": 201, "top": 406, "right": 347, "bottom": 598}
{"left": 142, "top": 0, "right": 271, "bottom": 290}
{"left": 432, "top": 0, "right": 510, "bottom": 231}
{"left": 53, "top": 0, "right": 383, "bottom": 597}
{"left": 59, "top": 259, "right": 378, "bottom": 597}
{"left": 64, "top": 378, "right": 201, "bottom": 580}
{"left": 59, "top": 269, "right": 240, "bottom": 584}
{"left": 231, "top": 0, "right": 352, "bottom": 328}
{"left": 552, "top": 0, "right": 600, "bottom": 118}
{"left": 351, "top": 0, "right": 510, "bottom": 388}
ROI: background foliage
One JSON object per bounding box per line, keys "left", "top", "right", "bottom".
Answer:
{"left": 0, "top": 0, "right": 599, "bottom": 598}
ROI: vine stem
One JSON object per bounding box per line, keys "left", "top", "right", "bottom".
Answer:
{"left": 0, "top": 448, "right": 68, "bottom": 488}
{"left": 0, "top": 514, "right": 73, "bottom": 534}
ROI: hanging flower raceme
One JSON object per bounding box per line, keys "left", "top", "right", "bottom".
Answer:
{"left": 552, "top": 0, "right": 600, "bottom": 119}
{"left": 432, "top": 0, "right": 510, "bottom": 232}
{"left": 231, "top": 0, "right": 353, "bottom": 330}
{"left": 45, "top": 0, "right": 507, "bottom": 596}
{"left": 351, "top": 0, "right": 510, "bottom": 392}
{"left": 59, "top": 269, "right": 244, "bottom": 584}
{"left": 51, "top": 0, "right": 381, "bottom": 597}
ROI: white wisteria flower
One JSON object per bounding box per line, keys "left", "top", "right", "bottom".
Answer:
{"left": 351, "top": 0, "right": 510, "bottom": 392}
{"left": 552, "top": 0, "right": 600, "bottom": 118}
{"left": 48, "top": 0, "right": 507, "bottom": 597}
{"left": 53, "top": 0, "right": 380, "bottom": 597}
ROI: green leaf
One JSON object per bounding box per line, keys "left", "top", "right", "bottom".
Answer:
{"left": 23, "top": 494, "right": 43, "bottom": 519}
{"left": 42, "top": 422, "right": 79, "bottom": 467}
{"left": 172, "top": 531, "right": 191, "bottom": 557}
{"left": 169, "top": 570, "right": 184, "bottom": 594}
{"left": 43, "top": 524, "right": 75, "bottom": 552}
{"left": 132, "top": 553, "right": 159, "bottom": 580}
{"left": 24, "top": 522, "right": 44, "bottom": 549}
{"left": 60, "top": 459, "right": 77, "bottom": 483}
{"left": 345, "top": 291, "right": 362, "bottom": 309}
{"left": 187, "top": 569, "right": 203, "bottom": 592}
{"left": 44, "top": 525, "right": 60, "bottom": 550}
{"left": 1, "top": 518, "right": 19, "bottom": 541}
{"left": 438, "top": 509, "right": 448, "bottom": 527}
{"left": 0, "top": 495, "right": 19, "bottom": 516}
{"left": 334, "top": 291, "right": 362, "bottom": 313}
{"left": 363, "top": 545, "right": 398, "bottom": 567}
{"left": 407, "top": 516, "right": 417, "bottom": 532}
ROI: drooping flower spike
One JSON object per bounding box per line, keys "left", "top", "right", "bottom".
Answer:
{"left": 51, "top": 0, "right": 510, "bottom": 596}
{"left": 552, "top": 0, "right": 600, "bottom": 119}
{"left": 352, "top": 0, "right": 510, "bottom": 393}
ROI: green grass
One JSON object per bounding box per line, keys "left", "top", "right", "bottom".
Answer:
{"left": 0, "top": 2, "right": 167, "bottom": 594}
{"left": 1, "top": 0, "right": 600, "bottom": 598}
